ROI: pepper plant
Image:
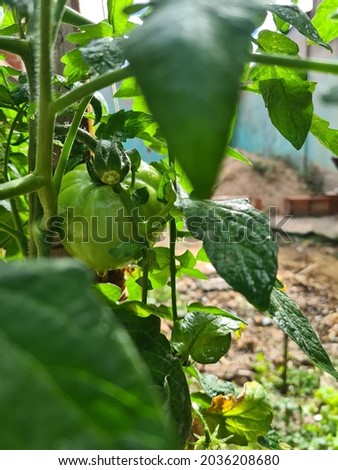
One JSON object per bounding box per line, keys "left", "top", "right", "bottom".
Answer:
{"left": 0, "top": 0, "right": 338, "bottom": 450}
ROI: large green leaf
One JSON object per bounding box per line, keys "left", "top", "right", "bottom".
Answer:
{"left": 96, "top": 110, "right": 154, "bottom": 140}
{"left": 108, "top": 0, "right": 133, "bottom": 35}
{"left": 268, "top": 287, "right": 338, "bottom": 380}
{"left": 114, "top": 310, "right": 191, "bottom": 448}
{"left": 0, "top": 259, "right": 176, "bottom": 449}
{"left": 178, "top": 197, "right": 278, "bottom": 310}
{"left": 251, "top": 31, "right": 314, "bottom": 150}
{"left": 67, "top": 22, "right": 114, "bottom": 46}
{"left": 268, "top": 3, "right": 331, "bottom": 50}
{"left": 206, "top": 381, "right": 273, "bottom": 445}
{"left": 124, "top": 0, "right": 260, "bottom": 198}
{"left": 310, "top": 113, "right": 338, "bottom": 155}
{"left": 312, "top": 0, "right": 338, "bottom": 43}
{"left": 172, "top": 312, "right": 242, "bottom": 364}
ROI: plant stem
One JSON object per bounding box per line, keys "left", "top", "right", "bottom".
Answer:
{"left": 169, "top": 217, "right": 178, "bottom": 322}
{"left": 141, "top": 248, "right": 149, "bottom": 305}
{"left": 55, "top": 124, "right": 98, "bottom": 151}
{"left": 168, "top": 149, "right": 178, "bottom": 323}
{"left": 62, "top": 6, "right": 95, "bottom": 27}
{"left": 51, "top": 66, "right": 133, "bottom": 115}
{"left": 0, "top": 36, "right": 29, "bottom": 58}
{"left": 249, "top": 52, "right": 338, "bottom": 74}
{"left": 53, "top": 96, "right": 91, "bottom": 196}
{"left": 0, "top": 174, "right": 45, "bottom": 200}
{"left": 35, "top": 0, "right": 57, "bottom": 225}
{"left": 3, "top": 107, "right": 29, "bottom": 256}
{"left": 0, "top": 221, "right": 22, "bottom": 243}
{"left": 281, "top": 333, "right": 289, "bottom": 396}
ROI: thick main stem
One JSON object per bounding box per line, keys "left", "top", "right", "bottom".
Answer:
{"left": 35, "top": 0, "right": 57, "bottom": 227}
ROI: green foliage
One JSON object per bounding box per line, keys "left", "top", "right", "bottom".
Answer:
{"left": 178, "top": 197, "right": 278, "bottom": 310}
{"left": 0, "top": 259, "right": 175, "bottom": 449}
{"left": 204, "top": 381, "right": 273, "bottom": 445}
{"left": 268, "top": 3, "right": 331, "bottom": 50}
{"left": 268, "top": 287, "right": 338, "bottom": 380}
{"left": 108, "top": 0, "right": 133, "bottom": 35}
{"left": 0, "top": 0, "right": 337, "bottom": 451}
{"left": 114, "top": 310, "right": 192, "bottom": 448}
{"left": 312, "top": 0, "right": 338, "bottom": 43}
{"left": 250, "top": 31, "right": 314, "bottom": 149}
{"left": 124, "top": 0, "right": 260, "bottom": 198}
{"left": 172, "top": 311, "right": 241, "bottom": 364}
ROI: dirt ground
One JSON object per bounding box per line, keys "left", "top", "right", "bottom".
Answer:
{"left": 214, "top": 151, "right": 309, "bottom": 213}
{"left": 173, "top": 153, "right": 338, "bottom": 386}
{"left": 176, "top": 240, "right": 338, "bottom": 386}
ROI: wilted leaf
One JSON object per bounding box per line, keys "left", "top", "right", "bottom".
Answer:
{"left": 206, "top": 381, "right": 273, "bottom": 444}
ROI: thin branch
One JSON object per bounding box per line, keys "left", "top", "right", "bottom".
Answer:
{"left": 0, "top": 174, "right": 45, "bottom": 200}
{"left": 53, "top": 96, "right": 91, "bottom": 195}
{"left": 249, "top": 52, "right": 338, "bottom": 74}
{"left": 51, "top": 66, "right": 133, "bottom": 115}
{"left": 55, "top": 123, "right": 97, "bottom": 151}
{"left": 3, "top": 107, "right": 29, "bottom": 256}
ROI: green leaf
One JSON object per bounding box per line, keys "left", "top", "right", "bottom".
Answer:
{"left": 268, "top": 3, "right": 331, "bottom": 51}
{"left": 0, "top": 259, "right": 176, "bottom": 449}
{"left": 251, "top": 31, "right": 314, "bottom": 150}
{"left": 310, "top": 113, "right": 338, "bottom": 155}
{"left": 114, "top": 77, "right": 142, "bottom": 98}
{"left": 198, "top": 373, "right": 237, "bottom": 398}
{"left": 226, "top": 147, "right": 252, "bottom": 166}
{"left": 178, "top": 198, "right": 278, "bottom": 310}
{"left": 176, "top": 250, "right": 196, "bottom": 269}
{"left": 312, "top": 0, "right": 338, "bottom": 43}
{"left": 108, "top": 0, "right": 133, "bottom": 35}
{"left": 172, "top": 312, "right": 242, "bottom": 364}
{"left": 206, "top": 381, "right": 273, "bottom": 445}
{"left": 67, "top": 22, "right": 114, "bottom": 46}
{"left": 95, "top": 282, "right": 122, "bottom": 302}
{"left": 108, "top": 241, "right": 145, "bottom": 260}
{"left": 267, "top": 287, "right": 338, "bottom": 380}
{"left": 0, "top": 84, "right": 14, "bottom": 107}
{"left": 97, "top": 110, "right": 154, "bottom": 140}
{"left": 61, "top": 49, "right": 89, "bottom": 83}
{"left": 124, "top": 0, "right": 260, "bottom": 198}
{"left": 258, "top": 430, "right": 287, "bottom": 450}
{"left": 115, "top": 311, "right": 191, "bottom": 448}
{"left": 81, "top": 38, "right": 125, "bottom": 75}
{"left": 114, "top": 300, "right": 171, "bottom": 319}
{"left": 178, "top": 267, "right": 209, "bottom": 280}
{"left": 187, "top": 302, "right": 245, "bottom": 324}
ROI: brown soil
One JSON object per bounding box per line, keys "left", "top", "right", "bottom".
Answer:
{"left": 175, "top": 240, "right": 338, "bottom": 387}
{"left": 214, "top": 151, "right": 309, "bottom": 213}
